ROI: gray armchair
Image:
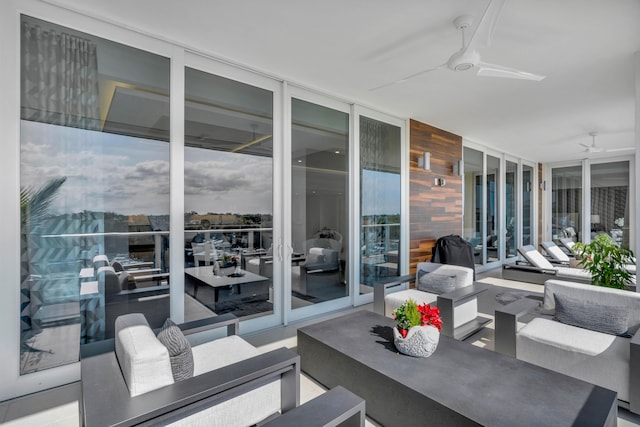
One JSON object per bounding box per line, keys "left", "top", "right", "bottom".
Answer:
{"left": 98, "top": 267, "right": 169, "bottom": 339}
{"left": 81, "top": 313, "right": 301, "bottom": 426}
{"left": 374, "top": 262, "right": 489, "bottom": 340}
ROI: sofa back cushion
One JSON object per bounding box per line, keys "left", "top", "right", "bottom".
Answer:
{"left": 415, "top": 262, "right": 473, "bottom": 292}
{"left": 554, "top": 293, "right": 629, "bottom": 336}
{"left": 544, "top": 279, "right": 640, "bottom": 332}
{"left": 115, "top": 313, "right": 174, "bottom": 397}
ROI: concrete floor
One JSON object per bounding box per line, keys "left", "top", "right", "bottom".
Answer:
{"left": 3, "top": 269, "right": 640, "bottom": 426}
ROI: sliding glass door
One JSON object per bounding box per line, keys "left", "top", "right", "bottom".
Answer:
{"left": 359, "top": 115, "right": 402, "bottom": 292}
{"left": 551, "top": 165, "right": 582, "bottom": 244}
{"left": 463, "top": 147, "right": 484, "bottom": 266}
{"left": 183, "top": 65, "right": 276, "bottom": 324}
{"left": 590, "top": 161, "right": 630, "bottom": 247}
{"left": 522, "top": 164, "right": 534, "bottom": 246}
{"left": 505, "top": 160, "right": 518, "bottom": 258}
{"left": 289, "top": 97, "right": 350, "bottom": 316}
{"left": 486, "top": 155, "right": 501, "bottom": 263}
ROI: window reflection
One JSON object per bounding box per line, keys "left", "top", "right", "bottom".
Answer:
{"left": 290, "top": 98, "right": 349, "bottom": 306}
{"left": 19, "top": 16, "right": 170, "bottom": 374}
{"left": 359, "top": 117, "right": 401, "bottom": 291}
{"left": 183, "top": 68, "right": 274, "bottom": 321}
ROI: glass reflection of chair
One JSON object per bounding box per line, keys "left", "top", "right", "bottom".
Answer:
{"left": 293, "top": 239, "right": 343, "bottom": 299}
{"left": 192, "top": 241, "right": 216, "bottom": 266}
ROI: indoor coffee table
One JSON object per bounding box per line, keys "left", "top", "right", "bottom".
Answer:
{"left": 185, "top": 266, "right": 268, "bottom": 302}
{"left": 298, "top": 310, "right": 617, "bottom": 427}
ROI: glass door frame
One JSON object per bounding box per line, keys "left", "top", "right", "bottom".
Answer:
{"left": 520, "top": 160, "right": 538, "bottom": 250}
{"left": 285, "top": 85, "right": 353, "bottom": 324}
{"left": 182, "top": 52, "right": 284, "bottom": 333}
{"left": 352, "top": 105, "right": 408, "bottom": 307}
{"left": 504, "top": 155, "right": 519, "bottom": 263}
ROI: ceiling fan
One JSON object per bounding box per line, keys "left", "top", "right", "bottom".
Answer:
{"left": 579, "top": 132, "right": 634, "bottom": 154}
{"left": 370, "top": 0, "right": 545, "bottom": 91}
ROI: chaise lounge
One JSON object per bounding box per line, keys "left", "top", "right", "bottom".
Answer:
{"left": 502, "top": 245, "right": 591, "bottom": 285}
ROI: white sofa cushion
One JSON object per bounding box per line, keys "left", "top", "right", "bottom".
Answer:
{"left": 115, "top": 313, "right": 174, "bottom": 397}
{"left": 384, "top": 289, "right": 437, "bottom": 318}
{"left": 187, "top": 334, "right": 281, "bottom": 427}
{"left": 518, "top": 317, "right": 630, "bottom": 402}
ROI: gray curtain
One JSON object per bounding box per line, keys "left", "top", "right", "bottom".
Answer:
{"left": 21, "top": 22, "right": 100, "bottom": 130}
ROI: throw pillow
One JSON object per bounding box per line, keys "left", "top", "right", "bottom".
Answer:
{"left": 157, "top": 318, "right": 194, "bottom": 381}
{"left": 553, "top": 293, "right": 630, "bottom": 337}
{"left": 417, "top": 271, "right": 457, "bottom": 294}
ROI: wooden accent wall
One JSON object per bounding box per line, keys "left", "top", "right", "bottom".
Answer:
{"left": 409, "top": 119, "right": 463, "bottom": 274}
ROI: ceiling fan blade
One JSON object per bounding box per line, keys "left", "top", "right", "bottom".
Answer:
{"left": 606, "top": 147, "right": 635, "bottom": 152}
{"left": 369, "top": 64, "right": 445, "bottom": 91}
{"left": 477, "top": 61, "right": 546, "bottom": 81}
{"left": 578, "top": 143, "right": 591, "bottom": 148}
{"left": 466, "top": 0, "right": 507, "bottom": 51}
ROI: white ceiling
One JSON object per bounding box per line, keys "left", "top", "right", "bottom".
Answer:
{"left": 50, "top": 0, "right": 640, "bottom": 163}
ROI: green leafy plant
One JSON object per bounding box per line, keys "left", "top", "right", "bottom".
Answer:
{"left": 573, "top": 233, "right": 635, "bottom": 290}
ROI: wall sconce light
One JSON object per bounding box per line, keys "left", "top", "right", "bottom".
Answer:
{"left": 434, "top": 176, "right": 446, "bottom": 186}
{"left": 453, "top": 159, "right": 463, "bottom": 176}
{"left": 417, "top": 152, "right": 431, "bottom": 170}
{"left": 540, "top": 180, "right": 547, "bottom": 191}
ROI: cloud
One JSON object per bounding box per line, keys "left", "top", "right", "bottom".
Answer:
{"left": 21, "top": 121, "right": 273, "bottom": 216}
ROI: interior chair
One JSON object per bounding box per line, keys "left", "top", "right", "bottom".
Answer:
{"left": 502, "top": 245, "right": 591, "bottom": 285}
{"left": 192, "top": 241, "right": 216, "bottom": 266}
{"left": 98, "top": 267, "right": 170, "bottom": 339}
{"left": 540, "top": 241, "right": 572, "bottom": 264}
{"left": 293, "top": 247, "right": 342, "bottom": 298}
{"left": 495, "top": 279, "right": 640, "bottom": 414}
{"left": 374, "top": 262, "right": 489, "bottom": 340}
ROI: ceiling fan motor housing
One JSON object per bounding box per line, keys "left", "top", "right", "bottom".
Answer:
{"left": 448, "top": 49, "right": 480, "bottom": 72}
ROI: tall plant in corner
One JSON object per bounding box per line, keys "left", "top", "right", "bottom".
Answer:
{"left": 573, "top": 233, "right": 635, "bottom": 290}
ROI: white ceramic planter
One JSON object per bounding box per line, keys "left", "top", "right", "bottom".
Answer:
{"left": 393, "top": 325, "right": 440, "bottom": 357}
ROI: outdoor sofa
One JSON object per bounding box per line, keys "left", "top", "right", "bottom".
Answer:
{"left": 495, "top": 279, "right": 640, "bottom": 414}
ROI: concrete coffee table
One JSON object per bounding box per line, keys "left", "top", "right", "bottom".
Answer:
{"left": 298, "top": 310, "right": 617, "bottom": 427}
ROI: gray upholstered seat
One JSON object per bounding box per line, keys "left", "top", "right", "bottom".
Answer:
{"left": 495, "top": 279, "right": 640, "bottom": 413}
{"left": 81, "top": 313, "right": 301, "bottom": 426}
{"left": 376, "top": 262, "right": 489, "bottom": 340}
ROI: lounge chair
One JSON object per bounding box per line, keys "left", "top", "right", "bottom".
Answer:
{"left": 540, "top": 241, "right": 572, "bottom": 264}
{"left": 374, "top": 262, "right": 490, "bottom": 340}
{"left": 502, "top": 245, "right": 591, "bottom": 285}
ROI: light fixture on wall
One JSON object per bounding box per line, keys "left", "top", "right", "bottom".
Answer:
{"left": 453, "top": 159, "right": 463, "bottom": 176}
{"left": 417, "top": 152, "right": 431, "bottom": 170}
{"left": 434, "top": 176, "right": 446, "bottom": 186}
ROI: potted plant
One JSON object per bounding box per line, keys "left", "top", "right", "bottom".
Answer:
{"left": 392, "top": 299, "right": 442, "bottom": 357}
{"left": 572, "top": 233, "right": 635, "bottom": 290}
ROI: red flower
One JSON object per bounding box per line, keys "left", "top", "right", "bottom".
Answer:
{"left": 417, "top": 303, "right": 442, "bottom": 332}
